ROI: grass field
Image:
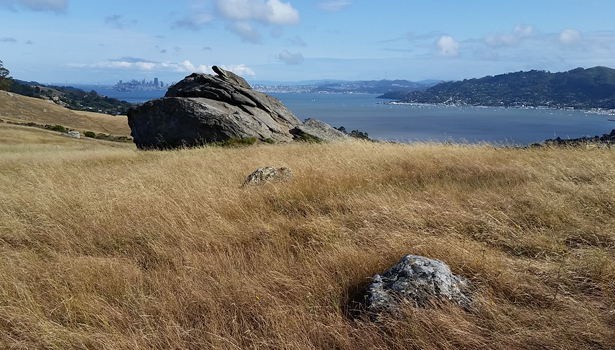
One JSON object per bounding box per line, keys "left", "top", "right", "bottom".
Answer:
{"left": 0, "top": 122, "right": 613, "bottom": 349}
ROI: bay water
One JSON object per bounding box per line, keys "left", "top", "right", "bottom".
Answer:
{"left": 90, "top": 86, "right": 615, "bottom": 146}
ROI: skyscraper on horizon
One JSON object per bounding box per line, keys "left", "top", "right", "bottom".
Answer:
{"left": 154, "top": 77, "right": 159, "bottom": 88}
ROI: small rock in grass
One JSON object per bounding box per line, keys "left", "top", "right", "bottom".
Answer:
{"left": 243, "top": 166, "right": 292, "bottom": 186}
{"left": 365, "top": 255, "right": 471, "bottom": 314}
{"left": 63, "top": 131, "right": 81, "bottom": 139}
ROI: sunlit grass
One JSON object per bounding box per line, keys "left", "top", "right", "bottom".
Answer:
{"left": 0, "top": 131, "right": 613, "bottom": 349}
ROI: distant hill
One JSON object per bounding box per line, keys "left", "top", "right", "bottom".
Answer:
{"left": 8, "top": 80, "right": 133, "bottom": 115}
{"left": 253, "top": 79, "right": 437, "bottom": 94}
{"left": 0, "top": 90, "right": 131, "bottom": 137}
{"left": 379, "top": 67, "right": 615, "bottom": 109}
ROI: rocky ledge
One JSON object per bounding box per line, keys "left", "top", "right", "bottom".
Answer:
{"left": 532, "top": 129, "right": 615, "bottom": 147}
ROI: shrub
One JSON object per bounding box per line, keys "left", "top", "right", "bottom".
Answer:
{"left": 48, "top": 124, "right": 66, "bottom": 132}
{"left": 84, "top": 131, "right": 96, "bottom": 138}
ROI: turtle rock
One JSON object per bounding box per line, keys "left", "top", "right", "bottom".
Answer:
{"left": 365, "top": 255, "right": 471, "bottom": 314}
{"left": 127, "top": 66, "right": 302, "bottom": 149}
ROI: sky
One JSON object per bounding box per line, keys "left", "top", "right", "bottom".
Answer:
{"left": 1, "top": 0, "right": 615, "bottom": 85}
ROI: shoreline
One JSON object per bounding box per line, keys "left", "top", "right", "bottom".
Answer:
{"left": 383, "top": 101, "right": 615, "bottom": 116}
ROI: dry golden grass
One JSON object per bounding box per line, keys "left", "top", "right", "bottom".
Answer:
{"left": 0, "top": 129, "right": 613, "bottom": 349}
{"left": 0, "top": 91, "right": 131, "bottom": 136}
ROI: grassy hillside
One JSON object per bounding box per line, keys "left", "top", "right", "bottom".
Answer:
{"left": 0, "top": 90, "right": 131, "bottom": 137}
{"left": 0, "top": 126, "right": 613, "bottom": 349}
{"left": 8, "top": 80, "right": 133, "bottom": 115}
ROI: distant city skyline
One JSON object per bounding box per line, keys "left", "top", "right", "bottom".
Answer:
{"left": 112, "top": 77, "right": 169, "bottom": 91}
{"left": 1, "top": 0, "right": 615, "bottom": 84}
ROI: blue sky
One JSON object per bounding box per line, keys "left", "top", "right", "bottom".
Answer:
{"left": 1, "top": 0, "right": 615, "bottom": 85}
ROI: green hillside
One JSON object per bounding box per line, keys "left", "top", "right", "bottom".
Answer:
{"left": 380, "top": 66, "right": 615, "bottom": 109}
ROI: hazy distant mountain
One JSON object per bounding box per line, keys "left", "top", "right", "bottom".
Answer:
{"left": 379, "top": 67, "right": 615, "bottom": 109}
{"left": 253, "top": 79, "right": 437, "bottom": 94}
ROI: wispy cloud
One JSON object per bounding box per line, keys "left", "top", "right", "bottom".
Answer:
{"left": 173, "top": 12, "right": 215, "bottom": 31}
{"left": 317, "top": 1, "right": 353, "bottom": 13}
{"left": 278, "top": 49, "right": 304, "bottom": 64}
{"left": 270, "top": 26, "right": 283, "bottom": 38}
{"left": 484, "top": 23, "right": 535, "bottom": 47}
{"left": 0, "top": 37, "right": 17, "bottom": 43}
{"left": 104, "top": 14, "right": 136, "bottom": 30}
{"left": 376, "top": 31, "right": 443, "bottom": 44}
{"left": 227, "top": 21, "right": 262, "bottom": 43}
{"left": 0, "top": 0, "right": 67, "bottom": 13}
{"left": 288, "top": 35, "right": 306, "bottom": 47}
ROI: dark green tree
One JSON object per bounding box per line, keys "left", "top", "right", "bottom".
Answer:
{"left": 0, "top": 60, "right": 11, "bottom": 91}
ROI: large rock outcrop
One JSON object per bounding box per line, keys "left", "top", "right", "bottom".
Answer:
{"left": 365, "top": 255, "right": 471, "bottom": 314}
{"left": 127, "top": 67, "right": 302, "bottom": 149}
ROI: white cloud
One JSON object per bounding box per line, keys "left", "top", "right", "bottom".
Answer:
{"left": 436, "top": 36, "right": 460, "bottom": 57}
{"left": 216, "top": 0, "right": 300, "bottom": 25}
{"left": 278, "top": 49, "right": 304, "bottom": 64}
{"left": 175, "top": 60, "right": 212, "bottom": 73}
{"left": 559, "top": 29, "right": 582, "bottom": 46}
{"left": 227, "top": 21, "right": 262, "bottom": 43}
{"left": 514, "top": 23, "right": 535, "bottom": 38}
{"left": 317, "top": 1, "right": 352, "bottom": 13}
{"left": 67, "top": 58, "right": 256, "bottom": 77}
{"left": 485, "top": 23, "right": 535, "bottom": 47}
{"left": 221, "top": 64, "right": 256, "bottom": 76}
{"left": 0, "top": 0, "right": 67, "bottom": 13}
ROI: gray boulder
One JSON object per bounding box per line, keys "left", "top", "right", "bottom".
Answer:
{"left": 290, "top": 118, "right": 349, "bottom": 142}
{"left": 365, "top": 255, "right": 471, "bottom": 314}
{"left": 63, "top": 131, "right": 80, "bottom": 139}
{"left": 127, "top": 66, "right": 302, "bottom": 149}
{"left": 243, "top": 166, "right": 292, "bottom": 186}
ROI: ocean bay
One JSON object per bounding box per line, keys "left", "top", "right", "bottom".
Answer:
{"left": 92, "top": 86, "right": 614, "bottom": 146}
{"left": 272, "top": 93, "right": 615, "bottom": 145}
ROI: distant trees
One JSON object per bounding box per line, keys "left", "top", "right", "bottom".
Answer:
{"left": 0, "top": 60, "right": 11, "bottom": 91}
